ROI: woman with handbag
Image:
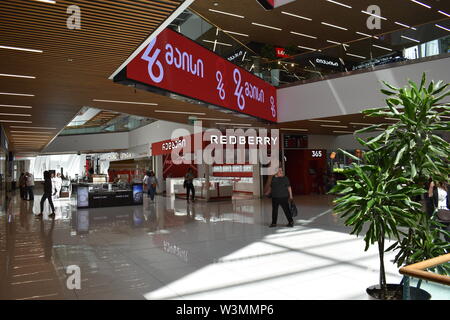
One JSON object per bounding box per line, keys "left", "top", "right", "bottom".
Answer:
{"left": 265, "top": 167, "right": 294, "bottom": 228}
{"left": 429, "top": 181, "right": 449, "bottom": 241}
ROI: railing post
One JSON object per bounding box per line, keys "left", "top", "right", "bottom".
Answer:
{"left": 402, "top": 276, "right": 411, "bottom": 300}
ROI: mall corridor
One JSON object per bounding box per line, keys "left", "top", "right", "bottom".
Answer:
{"left": 1, "top": 191, "right": 446, "bottom": 300}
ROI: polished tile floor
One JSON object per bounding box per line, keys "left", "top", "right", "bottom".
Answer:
{"left": 0, "top": 191, "right": 448, "bottom": 300}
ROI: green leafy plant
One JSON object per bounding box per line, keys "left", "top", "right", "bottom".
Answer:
{"left": 330, "top": 73, "right": 450, "bottom": 299}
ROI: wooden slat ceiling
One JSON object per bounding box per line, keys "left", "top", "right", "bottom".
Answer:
{"left": 191, "top": 0, "right": 450, "bottom": 62}
{"left": 0, "top": 0, "right": 267, "bottom": 154}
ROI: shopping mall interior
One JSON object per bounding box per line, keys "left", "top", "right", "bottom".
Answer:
{"left": 0, "top": 0, "right": 449, "bottom": 301}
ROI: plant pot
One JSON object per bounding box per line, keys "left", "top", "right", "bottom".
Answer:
{"left": 366, "top": 284, "right": 431, "bottom": 300}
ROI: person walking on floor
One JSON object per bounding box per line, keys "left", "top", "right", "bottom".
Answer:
{"left": 266, "top": 167, "right": 294, "bottom": 228}
{"left": 52, "top": 172, "right": 62, "bottom": 199}
{"left": 25, "top": 172, "right": 34, "bottom": 201}
{"left": 19, "top": 172, "right": 27, "bottom": 200}
{"left": 36, "top": 171, "right": 56, "bottom": 219}
{"left": 184, "top": 168, "right": 195, "bottom": 203}
{"left": 143, "top": 171, "right": 158, "bottom": 202}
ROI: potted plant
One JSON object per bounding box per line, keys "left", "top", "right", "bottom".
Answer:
{"left": 331, "top": 73, "right": 450, "bottom": 299}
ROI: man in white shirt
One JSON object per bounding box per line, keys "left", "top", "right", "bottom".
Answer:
{"left": 25, "top": 172, "right": 34, "bottom": 201}
{"left": 52, "top": 172, "right": 63, "bottom": 199}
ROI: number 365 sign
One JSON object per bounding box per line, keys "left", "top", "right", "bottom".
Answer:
{"left": 126, "top": 28, "right": 277, "bottom": 122}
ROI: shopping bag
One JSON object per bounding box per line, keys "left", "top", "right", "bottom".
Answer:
{"left": 290, "top": 201, "right": 298, "bottom": 217}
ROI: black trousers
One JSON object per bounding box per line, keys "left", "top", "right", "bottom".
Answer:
{"left": 186, "top": 183, "right": 195, "bottom": 200}
{"left": 40, "top": 193, "right": 55, "bottom": 213}
{"left": 272, "top": 197, "right": 293, "bottom": 224}
{"left": 26, "top": 186, "right": 34, "bottom": 200}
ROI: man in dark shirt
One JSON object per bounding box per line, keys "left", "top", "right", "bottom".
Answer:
{"left": 266, "top": 167, "right": 294, "bottom": 227}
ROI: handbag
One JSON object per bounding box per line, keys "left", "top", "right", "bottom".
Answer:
{"left": 437, "top": 209, "right": 450, "bottom": 222}
{"left": 183, "top": 180, "right": 187, "bottom": 189}
{"left": 290, "top": 201, "right": 298, "bottom": 217}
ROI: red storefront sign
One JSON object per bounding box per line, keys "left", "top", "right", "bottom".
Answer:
{"left": 126, "top": 28, "right": 277, "bottom": 122}
{"left": 275, "top": 47, "right": 290, "bottom": 58}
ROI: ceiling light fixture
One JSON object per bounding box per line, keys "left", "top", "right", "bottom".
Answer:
{"left": 216, "top": 122, "right": 252, "bottom": 126}
{"left": 333, "top": 130, "right": 354, "bottom": 134}
{"left": 290, "top": 31, "right": 317, "bottom": 39}
{"left": 435, "top": 24, "right": 450, "bottom": 32}
{"left": 0, "top": 120, "right": 32, "bottom": 123}
{"left": 154, "top": 110, "right": 206, "bottom": 115}
{"left": 326, "top": 0, "right": 352, "bottom": 9}
{"left": 92, "top": 99, "right": 158, "bottom": 106}
{"left": 298, "top": 45, "right": 317, "bottom": 51}
{"left": 401, "top": 35, "right": 420, "bottom": 43}
{"left": 10, "top": 126, "right": 56, "bottom": 129}
{"left": 361, "top": 10, "right": 387, "bottom": 20}
{"left": 208, "top": 9, "right": 244, "bottom": 18}
{"left": 195, "top": 118, "right": 232, "bottom": 121}
{"left": 320, "top": 125, "right": 349, "bottom": 128}
{"left": 327, "top": 40, "right": 341, "bottom": 45}
{"left": 0, "top": 113, "right": 31, "bottom": 117}
{"left": 438, "top": 10, "right": 450, "bottom": 18}
{"left": 410, "top": 0, "right": 431, "bottom": 9}
{"left": 11, "top": 131, "right": 53, "bottom": 134}
{"left": 0, "top": 104, "right": 32, "bottom": 109}
{"left": 349, "top": 122, "right": 377, "bottom": 126}
{"left": 223, "top": 30, "right": 249, "bottom": 37}
{"left": 394, "top": 22, "right": 417, "bottom": 30}
{"left": 281, "top": 11, "right": 312, "bottom": 21}
{"left": 372, "top": 44, "right": 392, "bottom": 51}
{"left": 280, "top": 128, "right": 308, "bottom": 131}
{"left": 0, "top": 73, "right": 36, "bottom": 79}
{"left": 251, "top": 22, "right": 282, "bottom": 31}
{"left": 346, "top": 53, "right": 366, "bottom": 59}
{"left": 0, "top": 92, "right": 34, "bottom": 97}
{"left": 309, "top": 119, "right": 341, "bottom": 123}
{"left": 203, "top": 40, "right": 232, "bottom": 46}
{"left": 0, "top": 45, "right": 43, "bottom": 53}
{"left": 321, "top": 22, "right": 348, "bottom": 31}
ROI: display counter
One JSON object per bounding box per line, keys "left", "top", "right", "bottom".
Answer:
{"left": 169, "top": 178, "right": 232, "bottom": 201}
{"left": 77, "top": 182, "right": 143, "bottom": 208}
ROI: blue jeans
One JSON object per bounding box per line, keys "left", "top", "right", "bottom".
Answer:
{"left": 147, "top": 185, "right": 156, "bottom": 200}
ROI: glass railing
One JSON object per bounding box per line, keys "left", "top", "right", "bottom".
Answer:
{"left": 171, "top": 9, "right": 449, "bottom": 87}
{"left": 60, "top": 115, "right": 155, "bottom": 136}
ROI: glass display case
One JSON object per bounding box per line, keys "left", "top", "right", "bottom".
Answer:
{"left": 77, "top": 182, "right": 143, "bottom": 208}
{"left": 169, "top": 177, "right": 233, "bottom": 200}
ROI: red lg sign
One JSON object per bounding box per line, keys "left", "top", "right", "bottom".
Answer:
{"left": 126, "top": 28, "right": 277, "bottom": 122}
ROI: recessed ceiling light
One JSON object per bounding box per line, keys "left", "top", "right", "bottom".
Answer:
{"left": 208, "top": 9, "right": 244, "bottom": 18}
{"left": 321, "top": 22, "right": 348, "bottom": 31}
{"left": 35, "top": 0, "right": 56, "bottom": 3}
{"left": 290, "top": 31, "right": 317, "bottom": 39}
{"left": 320, "top": 125, "right": 349, "bottom": 128}
{"left": 154, "top": 110, "right": 206, "bottom": 115}
{"left": 10, "top": 126, "right": 56, "bottom": 129}
{"left": 203, "top": 40, "right": 232, "bottom": 46}
{"left": 394, "top": 22, "right": 417, "bottom": 30}
{"left": 0, "top": 120, "right": 32, "bottom": 123}
{"left": 281, "top": 11, "right": 312, "bottom": 21}
{"left": 326, "top": 0, "right": 352, "bottom": 9}
{"left": 438, "top": 10, "right": 450, "bottom": 18}
{"left": 0, "top": 45, "right": 43, "bottom": 53}
{"left": 435, "top": 24, "right": 450, "bottom": 32}
{"left": 298, "top": 45, "right": 317, "bottom": 51}
{"left": 11, "top": 130, "right": 53, "bottom": 134}
{"left": 195, "top": 118, "right": 232, "bottom": 121}
{"left": 410, "top": 0, "right": 431, "bottom": 9}
{"left": 216, "top": 122, "right": 252, "bottom": 126}
{"left": 92, "top": 99, "right": 158, "bottom": 106}
{"left": 0, "top": 113, "right": 31, "bottom": 117}
{"left": 251, "top": 22, "right": 282, "bottom": 31}
{"left": 0, "top": 104, "right": 32, "bottom": 109}
{"left": 0, "top": 92, "right": 34, "bottom": 97}
{"left": 346, "top": 53, "right": 366, "bottom": 59}
{"left": 309, "top": 119, "right": 341, "bottom": 123}
{"left": 223, "top": 30, "right": 249, "bottom": 37}
{"left": 361, "top": 10, "right": 387, "bottom": 20}
{"left": 280, "top": 128, "right": 308, "bottom": 131}
{"left": 372, "top": 44, "right": 392, "bottom": 51}
{"left": 349, "top": 122, "right": 377, "bottom": 126}
{"left": 327, "top": 40, "right": 342, "bottom": 45}
{"left": 401, "top": 35, "right": 420, "bottom": 43}
{"left": 0, "top": 73, "right": 36, "bottom": 79}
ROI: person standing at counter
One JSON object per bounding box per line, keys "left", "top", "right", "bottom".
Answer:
{"left": 265, "top": 167, "right": 294, "bottom": 228}
{"left": 19, "top": 172, "right": 27, "bottom": 200}
{"left": 36, "top": 171, "right": 55, "bottom": 219}
{"left": 52, "top": 172, "right": 63, "bottom": 199}
{"left": 184, "top": 168, "right": 195, "bottom": 203}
